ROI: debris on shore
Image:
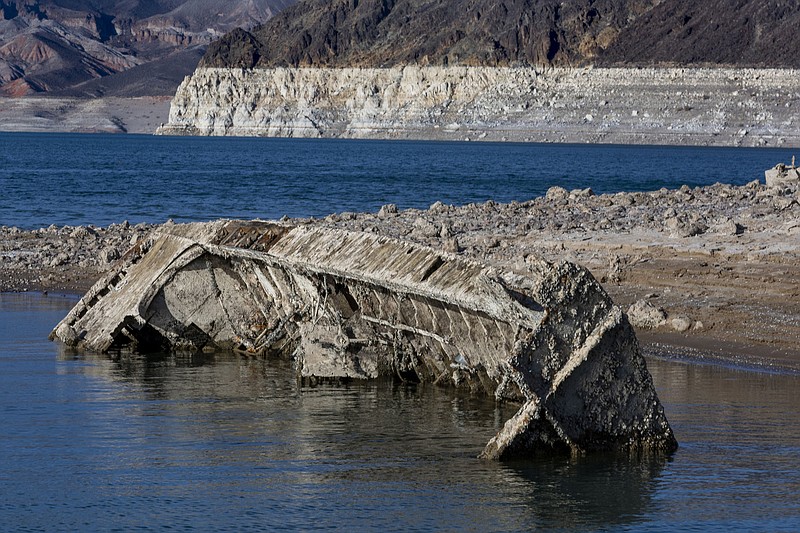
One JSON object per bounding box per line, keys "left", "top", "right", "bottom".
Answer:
{"left": 3, "top": 177, "right": 799, "bottom": 367}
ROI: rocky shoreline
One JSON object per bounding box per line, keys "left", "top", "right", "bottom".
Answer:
{"left": 0, "top": 221, "right": 158, "bottom": 293}
{"left": 3, "top": 177, "right": 798, "bottom": 371}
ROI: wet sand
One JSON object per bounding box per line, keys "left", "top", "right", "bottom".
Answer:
{"left": 2, "top": 180, "right": 798, "bottom": 371}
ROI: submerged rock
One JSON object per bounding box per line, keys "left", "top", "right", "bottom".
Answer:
{"left": 51, "top": 220, "right": 677, "bottom": 459}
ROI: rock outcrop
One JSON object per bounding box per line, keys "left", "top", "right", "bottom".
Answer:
{"left": 51, "top": 220, "right": 677, "bottom": 460}
{"left": 765, "top": 163, "right": 800, "bottom": 188}
{"left": 156, "top": 66, "right": 800, "bottom": 147}
{"left": 157, "top": 0, "right": 800, "bottom": 141}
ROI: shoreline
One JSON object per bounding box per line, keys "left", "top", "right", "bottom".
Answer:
{"left": 0, "top": 96, "right": 171, "bottom": 135}
{"left": 2, "top": 67, "right": 800, "bottom": 149}
{"left": 2, "top": 180, "right": 798, "bottom": 372}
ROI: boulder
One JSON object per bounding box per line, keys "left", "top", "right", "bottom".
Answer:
{"left": 670, "top": 315, "right": 693, "bottom": 333}
{"left": 546, "top": 186, "right": 570, "bottom": 201}
{"left": 378, "top": 203, "right": 398, "bottom": 217}
{"left": 627, "top": 299, "right": 668, "bottom": 329}
{"left": 765, "top": 163, "right": 800, "bottom": 188}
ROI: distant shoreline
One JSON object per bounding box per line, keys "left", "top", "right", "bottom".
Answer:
{"left": 4, "top": 66, "right": 800, "bottom": 149}
{"left": 157, "top": 66, "right": 800, "bottom": 148}
{"left": 0, "top": 96, "right": 171, "bottom": 135}
{"left": 3, "top": 179, "right": 798, "bottom": 371}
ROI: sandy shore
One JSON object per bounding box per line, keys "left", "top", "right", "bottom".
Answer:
{"left": 2, "top": 180, "right": 798, "bottom": 371}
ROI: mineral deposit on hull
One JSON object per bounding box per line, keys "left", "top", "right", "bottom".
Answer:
{"left": 51, "top": 221, "right": 676, "bottom": 459}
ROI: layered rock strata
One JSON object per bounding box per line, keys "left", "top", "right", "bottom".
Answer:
{"left": 157, "top": 66, "right": 800, "bottom": 146}
{"left": 50, "top": 220, "right": 677, "bottom": 459}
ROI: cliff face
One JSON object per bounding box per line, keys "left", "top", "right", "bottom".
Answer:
{"left": 161, "top": 66, "right": 540, "bottom": 137}
{"left": 158, "top": 0, "right": 800, "bottom": 143}
{"left": 157, "top": 66, "right": 800, "bottom": 147}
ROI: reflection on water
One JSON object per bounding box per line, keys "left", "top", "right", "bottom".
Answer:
{"left": 52, "top": 348, "right": 670, "bottom": 531}
{"left": 646, "top": 358, "right": 800, "bottom": 531}
{"left": 1, "top": 293, "right": 799, "bottom": 531}
{"left": 498, "top": 454, "right": 668, "bottom": 530}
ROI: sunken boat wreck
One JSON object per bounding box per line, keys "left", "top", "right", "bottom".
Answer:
{"left": 51, "top": 220, "right": 677, "bottom": 459}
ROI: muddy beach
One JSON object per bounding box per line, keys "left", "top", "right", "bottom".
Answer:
{"left": 2, "top": 179, "right": 798, "bottom": 371}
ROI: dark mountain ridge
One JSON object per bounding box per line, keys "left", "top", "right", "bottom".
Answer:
{"left": 201, "top": 0, "right": 800, "bottom": 69}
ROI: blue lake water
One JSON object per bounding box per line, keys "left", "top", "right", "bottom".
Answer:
{"left": 1, "top": 133, "right": 799, "bottom": 530}
{"left": 1, "top": 292, "right": 799, "bottom": 531}
{"left": 0, "top": 132, "right": 794, "bottom": 229}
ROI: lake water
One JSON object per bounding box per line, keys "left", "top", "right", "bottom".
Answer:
{"left": 1, "top": 134, "right": 799, "bottom": 530}
{"left": 1, "top": 292, "right": 799, "bottom": 531}
{"left": 0, "top": 132, "right": 794, "bottom": 229}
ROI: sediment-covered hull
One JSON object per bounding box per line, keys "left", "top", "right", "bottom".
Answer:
{"left": 51, "top": 220, "right": 677, "bottom": 459}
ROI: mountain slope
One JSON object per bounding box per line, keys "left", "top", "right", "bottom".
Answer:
{"left": 201, "top": 0, "right": 800, "bottom": 69}
{"left": 0, "top": 0, "right": 294, "bottom": 96}
{"left": 599, "top": 0, "right": 800, "bottom": 66}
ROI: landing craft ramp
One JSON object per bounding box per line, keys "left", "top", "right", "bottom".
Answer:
{"left": 51, "top": 220, "right": 677, "bottom": 459}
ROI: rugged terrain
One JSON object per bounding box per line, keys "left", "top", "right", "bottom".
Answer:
{"left": 4, "top": 178, "right": 799, "bottom": 371}
{"left": 202, "top": 0, "right": 800, "bottom": 69}
{"left": 158, "top": 0, "right": 800, "bottom": 142}
{"left": 0, "top": 0, "right": 293, "bottom": 97}
{"left": 7, "top": 0, "right": 800, "bottom": 134}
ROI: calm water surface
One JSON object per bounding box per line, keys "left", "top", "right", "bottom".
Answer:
{"left": 1, "top": 293, "right": 798, "bottom": 531}
{"left": 0, "top": 133, "right": 794, "bottom": 229}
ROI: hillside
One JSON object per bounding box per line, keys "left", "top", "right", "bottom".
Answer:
{"left": 201, "top": 0, "right": 800, "bottom": 69}
{"left": 0, "top": 0, "right": 294, "bottom": 96}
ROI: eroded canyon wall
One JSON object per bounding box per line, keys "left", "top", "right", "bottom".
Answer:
{"left": 157, "top": 66, "right": 800, "bottom": 146}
